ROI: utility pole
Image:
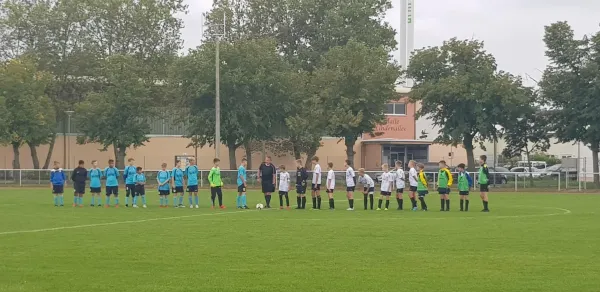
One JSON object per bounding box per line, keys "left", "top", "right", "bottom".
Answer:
{"left": 201, "top": 13, "right": 226, "bottom": 159}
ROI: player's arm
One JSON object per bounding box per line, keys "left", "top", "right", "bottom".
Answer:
{"left": 70, "top": 170, "right": 76, "bottom": 182}
{"left": 208, "top": 168, "right": 215, "bottom": 187}
{"left": 419, "top": 172, "right": 428, "bottom": 188}
{"left": 445, "top": 169, "right": 453, "bottom": 187}
{"left": 272, "top": 165, "right": 276, "bottom": 184}
{"left": 62, "top": 172, "right": 67, "bottom": 186}
{"left": 239, "top": 169, "right": 246, "bottom": 186}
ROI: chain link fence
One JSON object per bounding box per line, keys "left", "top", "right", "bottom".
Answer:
{"left": 2, "top": 169, "right": 600, "bottom": 191}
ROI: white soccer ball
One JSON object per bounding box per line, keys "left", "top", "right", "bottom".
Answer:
{"left": 256, "top": 203, "right": 264, "bottom": 210}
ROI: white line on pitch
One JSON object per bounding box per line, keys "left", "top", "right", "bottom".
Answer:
{"left": 0, "top": 210, "right": 252, "bottom": 236}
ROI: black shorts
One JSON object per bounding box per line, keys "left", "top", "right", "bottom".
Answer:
{"left": 126, "top": 184, "right": 136, "bottom": 196}
{"left": 438, "top": 187, "right": 449, "bottom": 195}
{"left": 74, "top": 182, "right": 85, "bottom": 194}
{"left": 480, "top": 184, "right": 489, "bottom": 192}
{"left": 238, "top": 185, "right": 246, "bottom": 193}
{"left": 279, "top": 191, "right": 289, "bottom": 196}
{"left": 363, "top": 187, "right": 375, "bottom": 194}
{"left": 262, "top": 182, "right": 275, "bottom": 193}
{"left": 136, "top": 185, "right": 147, "bottom": 196}
{"left": 159, "top": 189, "right": 170, "bottom": 196}
{"left": 346, "top": 186, "right": 355, "bottom": 192}
{"left": 311, "top": 183, "right": 321, "bottom": 191}
{"left": 52, "top": 184, "right": 64, "bottom": 194}
{"left": 90, "top": 187, "right": 101, "bottom": 193}
{"left": 396, "top": 188, "right": 404, "bottom": 194}
{"left": 326, "top": 189, "right": 334, "bottom": 194}
{"left": 173, "top": 186, "right": 184, "bottom": 193}
{"left": 296, "top": 185, "right": 306, "bottom": 194}
{"left": 409, "top": 186, "right": 418, "bottom": 192}
{"left": 459, "top": 191, "right": 469, "bottom": 196}
{"left": 187, "top": 185, "right": 198, "bottom": 192}
{"left": 381, "top": 191, "right": 392, "bottom": 196}
{"left": 417, "top": 190, "right": 428, "bottom": 197}
{"left": 106, "top": 186, "right": 118, "bottom": 196}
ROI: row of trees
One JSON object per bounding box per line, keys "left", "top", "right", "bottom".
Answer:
{"left": 0, "top": 1, "right": 599, "bottom": 181}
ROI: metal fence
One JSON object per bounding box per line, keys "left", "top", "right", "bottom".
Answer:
{"left": 2, "top": 169, "right": 600, "bottom": 191}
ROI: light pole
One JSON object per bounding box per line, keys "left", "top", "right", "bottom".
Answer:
{"left": 65, "top": 111, "right": 74, "bottom": 169}
{"left": 201, "top": 14, "right": 227, "bottom": 159}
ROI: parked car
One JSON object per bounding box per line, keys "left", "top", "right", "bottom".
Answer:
{"left": 509, "top": 167, "right": 543, "bottom": 178}
{"left": 541, "top": 164, "right": 577, "bottom": 179}
{"left": 451, "top": 166, "right": 508, "bottom": 185}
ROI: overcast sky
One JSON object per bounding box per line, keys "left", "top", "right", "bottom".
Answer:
{"left": 183, "top": 0, "right": 599, "bottom": 85}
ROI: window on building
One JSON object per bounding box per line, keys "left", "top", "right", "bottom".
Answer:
{"left": 385, "top": 103, "right": 406, "bottom": 115}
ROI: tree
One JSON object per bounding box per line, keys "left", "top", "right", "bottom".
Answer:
{"left": 1, "top": 0, "right": 104, "bottom": 168}
{"left": 174, "top": 38, "right": 292, "bottom": 169}
{"left": 74, "top": 55, "right": 152, "bottom": 169}
{"left": 502, "top": 108, "right": 551, "bottom": 185}
{"left": 0, "top": 57, "right": 55, "bottom": 169}
{"left": 407, "top": 38, "right": 532, "bottom": 170}
{"left": 540, "top": 21, "right": 600, "bottom": 184}
{"left": 313, "top": 40, "right": 400, "bottom": 163}
{"left": 203, "top": 0, "right": 397, "bottom": 159}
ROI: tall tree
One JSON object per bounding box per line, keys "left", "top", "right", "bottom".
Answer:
{"left": 74, "top": 55, "right": 152, "bottom": 169}
{"left": 502, "top": 107, "right": 551, "bottom": 185}
{"left": 314, "top": 40, "right": 400, "bottom": 163}
{"left": 173, "top": 38, "right": 292, "bottom": 169}
{"left": 540, "top": 21, "right": 600, "bottom": 183}
{"left": 407, "top": 38, "right": 531, "bottom": 170}
{"left": 204, "top": 0, "right": 397, "bottom": 157}
{"left": 0, "top": 57, "right": 55, "bottom": 169}
{"left": 1, "top": 0, "right": 100, "bottom": 168}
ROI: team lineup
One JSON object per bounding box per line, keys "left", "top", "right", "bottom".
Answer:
{"left": 48, "top": 154, "right": 492, "bottom": 212}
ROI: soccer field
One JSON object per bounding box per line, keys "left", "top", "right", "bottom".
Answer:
{"left": 0, "top": 189, "right": 598, "bottom": 292}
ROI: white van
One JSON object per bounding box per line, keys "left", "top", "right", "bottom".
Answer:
{"left": 516, "top": 161, "right": 547, "bottom": 171}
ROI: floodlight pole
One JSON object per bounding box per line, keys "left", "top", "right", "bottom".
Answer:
{"left": 202, "top": 13, "right": 226, "bottom": 159}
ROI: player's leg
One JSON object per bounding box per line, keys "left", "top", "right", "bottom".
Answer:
{"left": 52, "top": 186, "right": 58, "bottom": 206}
{"left": 410, "top": 188, "right": 418, "bottom": 211}
{"left": 418, "top": 192, "right": 428, "bottom": 211}
{"left": 105, "top": 188, "right": 112, "bottom": 208}
{"left": 217, "top": 187, "right": 224, "bottom": 208}
{"left": 58, "top": 186, "right": 64, "bottom": 206}
{"left": 327, "top": 190, "right": 334, "bottom": 210}
{"left": 316, "top": 186, "right": 322, "bottom": 209}
{"left": 396, "top": 190, "right": 403, "bottom": 210}
{"left": 480, "top": 184, "right": 489, "bottom": 212}
{"left": 363, "top": 188, "right": 368, "bottom": 210}
{"left": 369, "top": 189, "right": 374, "bottom": 210}
{"left": 113, "top": 187, "right": 120, "bottom": 207}
{"left": 465, "top": 193, "right": 470, "bottom": 211}
{"left": 385, "top": 193, "right": 390, "bottom": 210}
{"left": 188, "top": 187, "right": 194, "bottom": 208}
{"left": 310, "top": 184, "right": 317, "bottom": 209}
{"left": 278, "top": 191, "right": 284, "bottom": 209}
{"left": 296, "top": 187, "right": 302, "bottom": 209}
{"left": 178, "top": 188, "right": 184, "bottom": 207}
{"left": 210, "top": 187, "right": 216, "bottom": 208}
{"left": 439, "top": 189, "right": 445, "bottom": 211}
{"left": 193, "top": 189, "right": 199, "bottom": 208}
{"left": 284, "top": 192, "right": 290, "bottom": 208}
{"left": 377, "top": 193, "right": 384, "bottom": 210}
{"left": 445, "top": 193, "right": 450, "bottom": 211}
{"left": 346, "top": 188, "right": 354, "bottom": 211}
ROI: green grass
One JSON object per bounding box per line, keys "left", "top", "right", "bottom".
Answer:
{"left": 0, "top": 189, "right": 598, "bottom": 292}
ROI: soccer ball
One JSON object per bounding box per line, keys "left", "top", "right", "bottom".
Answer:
{"left": 256, "top": 203, "right": 264, "bottom": 210}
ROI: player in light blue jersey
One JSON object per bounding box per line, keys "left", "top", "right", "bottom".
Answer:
{"left": 103, "top": 159, "right": 120, "bottom": 208}
{"left": 237, "top": 158, "right": 249, "bottom": 209}
{"left": 171, "top": 160, "right": 185, "bottom": 208}
{"left": 133, "top": 167, "right": 147, "bottom": 208}
{"left": 157, "top": 163, "right": 171, "bottom": 208}
{"left": 185, "top": 158, "right": 199, "bottom": 208}
{"left": 123, "top": 158, "right": 137, "bottom": 207}
{"left": 88, "top": 160, "right": 103, "bottom": 207}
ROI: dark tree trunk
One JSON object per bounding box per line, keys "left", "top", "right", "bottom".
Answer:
{"left": 463, "top": 134, "right": 475, "bottom": 171}
{"left": 290, "top": 137, "right": 302, "bottom": 160}
{"left": 228, "top": 142, "right": 238, "bottom": 170}
{"left": 526, "top": 151, "right": 534, "bottom": 187}
{"left": 28, "top": 142, "right": 40, "bottom": 169}
{"left": 244, "top": 140, "right": 252, "bottom": 170}
{"left": 591, "top": 143, "right": 599, "bottom": 185}
{"left": 42, "top": 135, "right": 56, "bottom": 169}
{"left": 345, "top": 136, "right": 357, "bottom": 166}
{"left": 114, "top": 145, "right": 126, "bottom": 169}
{"left": 12, "top": 142, "right": 21, "bottom": 169}
{"left": 305, "top": 147, "right": 317, "bottom": 170}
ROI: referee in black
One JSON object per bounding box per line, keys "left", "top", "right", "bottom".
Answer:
{"left": 71, "top": 160, "right": 88, "bottom": 207}
{"left": 258, "top": 156, "right": 276, "bottom": 209}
